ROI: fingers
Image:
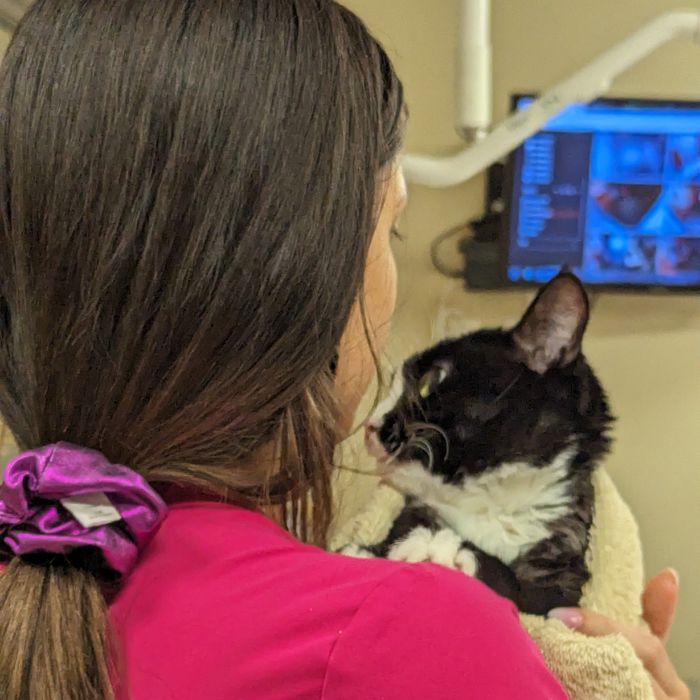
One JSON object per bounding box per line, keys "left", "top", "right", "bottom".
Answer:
{"left": 642, "top": 569, "right": 680, "bottom": 643}
{"left": 650, "top": 675, "right": 669, "bottom": 700}
{"left": 548, "top": 607, "right": 689, "bottom": 699}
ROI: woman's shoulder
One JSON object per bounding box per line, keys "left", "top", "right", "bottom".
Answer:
{"left": 116, "top": 500, "right": 451, "bottom": 611}
{"left": 320, "top": 561, "right": 567, "bottom": 699}
{"left": 127, "top": 500, "right": 515, "bottom": 610}
{"left": 110, "top": 502, "right": 566, "bottom": 699}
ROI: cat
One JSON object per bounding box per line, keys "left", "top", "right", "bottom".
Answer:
{"left": 342, "top": 273, "right": 614, "bottom": 615}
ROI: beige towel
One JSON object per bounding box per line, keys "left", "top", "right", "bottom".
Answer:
{"left": 330, "top": 468, "right": 653, "bottom": 699}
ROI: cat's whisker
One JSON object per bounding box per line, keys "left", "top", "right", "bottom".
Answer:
{"left": 406, "top": 421, "right": 450, "bottom": 462}
{"left": 337, "top": 438, "right": 406, "bottom": 477}
{"left": 383, "top": 446, "right": 404, "bottom": 467}
{"left": 336, "top": 464, "right": 380, "bottom": 477}
{"left": 418, "top": 423, "right": 450, "bottom": 459}
{"left": 406, "top": 437, "right": 435, "bottom": 471}
{"left": 493, "top": 368, "right": 525, "bottom": 403}
{"left": 406, "top": 442, "right": 430, "bottom": 469}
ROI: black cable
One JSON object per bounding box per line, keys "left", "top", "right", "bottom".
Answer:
{"left": 430, "top": 222, "right": 471, "bottom": 279}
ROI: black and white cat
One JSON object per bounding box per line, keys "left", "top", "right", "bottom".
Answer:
{"left": 343, "top": 274, "right": 614, "bottom": 615}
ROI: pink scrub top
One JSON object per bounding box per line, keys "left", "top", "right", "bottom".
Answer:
{"left": 108, "top": 499, "right": 568, "bottom": 699}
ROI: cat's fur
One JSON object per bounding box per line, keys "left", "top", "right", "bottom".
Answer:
{"left": 343, "top": 274, "right": 614, "bottom": 615}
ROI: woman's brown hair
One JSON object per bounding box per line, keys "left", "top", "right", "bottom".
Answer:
{"left": 0, "top": 1, "right": 404, "bottom": 697}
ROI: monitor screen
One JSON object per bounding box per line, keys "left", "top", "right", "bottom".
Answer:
{"left": 505, "top": 96, "right": 700, "bottom": 288}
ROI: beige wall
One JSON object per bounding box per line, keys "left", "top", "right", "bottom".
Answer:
{"left": 342, "top": 0, "right": 700, "bottom": 683}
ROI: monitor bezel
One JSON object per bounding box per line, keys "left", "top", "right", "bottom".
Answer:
{"left": 500, "top": 94, "right": 700, "bottom": 292}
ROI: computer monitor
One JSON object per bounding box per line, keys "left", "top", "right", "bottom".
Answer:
{"left": 503, "top": 95, "right": 700, "bottom": 289}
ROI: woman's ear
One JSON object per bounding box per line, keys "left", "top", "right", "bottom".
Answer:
{"left": 329, "top": 351, "right": 339, "bottom": 376}
{"left": 512, "top": 273, "right": 590, "bottom": 374}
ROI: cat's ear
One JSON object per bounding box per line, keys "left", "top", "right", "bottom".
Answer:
{"left": 512, "top": 273, "right": 589, "bottom": 374}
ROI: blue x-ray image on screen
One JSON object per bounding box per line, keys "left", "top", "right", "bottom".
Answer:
{"left": 506, "top": 96, "right": 700, "bottom": 287}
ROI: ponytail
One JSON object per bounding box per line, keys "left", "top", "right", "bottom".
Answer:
{"left": 0, "top": 559, "right": 114, "bottom": 700}
{"left": 0, "top": 443, "right": 167, "bottom": 700}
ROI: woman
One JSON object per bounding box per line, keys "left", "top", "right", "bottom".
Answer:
{"left": 0, "top": 2, "right": 688, "bottom": 699}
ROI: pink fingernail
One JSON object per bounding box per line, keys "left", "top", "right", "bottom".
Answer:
{"left": 667, "top": 568, "right": 680, "bottom": 587}
{"left": 547, "top": 608, "right": 583, "bottom": 629}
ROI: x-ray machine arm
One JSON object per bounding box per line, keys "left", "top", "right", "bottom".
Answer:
{"left": 403, "top": 5, "right": 700, "bottom": 188}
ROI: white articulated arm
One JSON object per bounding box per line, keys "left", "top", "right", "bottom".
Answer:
{"left": 456, "top": 0, "right": 492, "bottom": 138}
{"left": 403, "top": 10, "right": 700, "bottom": 189}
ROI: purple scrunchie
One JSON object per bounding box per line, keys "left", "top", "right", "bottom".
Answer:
{"left": 0, "top": 443, "right": 167, "bottom": 578}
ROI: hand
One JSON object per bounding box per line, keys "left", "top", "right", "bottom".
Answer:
{"left": 548, "top": 569, "right": 689, "bottom": 700}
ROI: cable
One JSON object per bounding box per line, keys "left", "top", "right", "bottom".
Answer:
{"left": 430, "top": 221, "right": 471, "bottom": 279}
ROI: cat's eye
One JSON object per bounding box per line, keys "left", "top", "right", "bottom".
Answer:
{"left": 417, "top": 364, "right": 449, "bottom": 398}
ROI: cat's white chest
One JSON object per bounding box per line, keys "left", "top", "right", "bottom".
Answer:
{"left": 386, "top": 450, "right": 574, "bottom": 564}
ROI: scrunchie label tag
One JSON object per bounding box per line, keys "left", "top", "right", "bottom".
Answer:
{"left": 60, "top": 493, "right": 122, "bottom": 528}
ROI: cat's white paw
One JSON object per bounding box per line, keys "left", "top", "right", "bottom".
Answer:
{"left": 339, "top": 544, "right": 375, "bottom": 559}
{"left": 455, "top": 548, "right": 478, "bottom": 576}
{"left": 388, "top": 527, "right": 464, "bottom": 568}
{"left": 387, "top": 526, "right": 433, "bottom": 563}
{"left": 424, "top": 528, "right": 464, "bottom": 567}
